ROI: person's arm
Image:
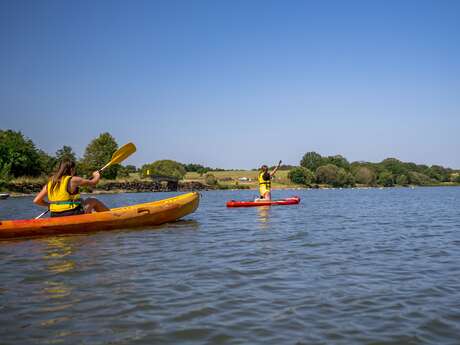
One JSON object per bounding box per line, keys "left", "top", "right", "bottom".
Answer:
{"left": 72, "top": 171, "right": 101, "bottom": 188}
{"left": 270, "top": 160, "right": 282, "bottom": 177}
{"left": 33, "top": 185, "right": 49, "bottom": 208}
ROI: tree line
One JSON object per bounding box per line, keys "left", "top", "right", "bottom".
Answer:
{"left": 1, "top": 129, "right": 459, "bottom": 187}
{"left": 0, "top": 129, "right": 220, "bottom": 183}
{"left": 0, "top": 129, "right": 136, "bottom": 181}
{"left": 288, "top": 152, "right": 460, "bottom": 187}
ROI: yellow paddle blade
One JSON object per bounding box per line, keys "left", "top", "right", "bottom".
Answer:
{"left": 100, "top": 142, "right": 136, "bottom": 171}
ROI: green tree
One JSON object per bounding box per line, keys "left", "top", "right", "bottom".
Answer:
{"left": 0, "top": 130, "right": 41, "bottom": 177}
{"left": 381, "top": 158, "right": 407, "bottom": 176}
{"left": 56, "top": 145, "right": 76, "bottom": 162}
{"left": 300, "top": 152, "right": 324, "bottom": 172}
{"left": 38, "top": 149, "right": 57, "bottom": 176}
{"left": 124, "top": 165, "right": 137, "bottom": 174}
{"left": 0, "top": 161, "right": 11, "bottom": 181}
{"left": 395, "top": 174, "right": 409, "bottom": 186}
{"left": 142, "top": 160, "right": 186, "bottom": 179}
{"left": 324, "top": 155, "right": 350, "bottom": 170}
{"left": 336, "top": 168, "right": 355, "bottom": 187}
{"left": 353, "top": 166, "right": 376, "bottom": 185}
{"left": 426, "top": 165, "right": 449, "bottom": 182}
{"left": 269, "top": 164, "right": 296, "bottom": 170}
{"left": 288, "top": 167, "right": 315, "bottom": 185}
{"left": 315, "top": 164, "right": 339, "bottom": 185}
{"left": 80, "top": 133, "right": 119, "bottom": 179}
{"left": 408, "top": 171, "right": 433, "bottom": 186}
{"left": 117, "top": 165, "right": 137, "bottom": 178}
{"left": 377, "top": 171, "right": 394, "bottom": 187}
{"left": 183, "top": 163, "right": 211, "bottom": 176}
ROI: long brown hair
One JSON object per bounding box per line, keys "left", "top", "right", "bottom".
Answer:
{"left": 50, "top": 160, "right": 76, "bottom": 190}
{"left": 260, "top": 165, "right": 270, "bottom": 181}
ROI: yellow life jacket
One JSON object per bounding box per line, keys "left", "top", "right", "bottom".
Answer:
{"left": 47, "top": 176, "right": 81, "bottom": 213}
{"left": 258, "top": 171, "right": 271, "bottom": 191}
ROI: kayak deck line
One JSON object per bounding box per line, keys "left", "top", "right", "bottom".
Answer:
{"left": 0, "top": 192, "right": 199, "bottom": 239}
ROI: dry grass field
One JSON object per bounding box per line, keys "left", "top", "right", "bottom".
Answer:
{"left": 184, "top": 170, "right": 299, "bottom": 188}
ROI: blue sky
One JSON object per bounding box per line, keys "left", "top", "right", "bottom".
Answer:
{"left": 1, "top": 0, "right": 459, "bottom": 169}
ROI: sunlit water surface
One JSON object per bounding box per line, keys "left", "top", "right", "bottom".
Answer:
{"left": 1, "top": 187, "right": 460, "bottom": 344}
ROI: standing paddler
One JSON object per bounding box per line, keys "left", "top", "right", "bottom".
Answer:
{"left": 256, "top": 160, "right": 282, "bottom": 201}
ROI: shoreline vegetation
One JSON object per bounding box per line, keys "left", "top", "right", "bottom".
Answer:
{"left": 3, "top": 171, "right": 460, "bottom": 197}
{"left": 1, "top": 129, "right": 459, "bottom": 196}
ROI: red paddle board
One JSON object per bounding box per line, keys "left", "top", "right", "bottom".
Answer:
{"left": 226, "top": 196, "right": 300, "bottom": 207}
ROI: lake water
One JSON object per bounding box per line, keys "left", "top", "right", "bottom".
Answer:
{"left": 1, "top": 187, "right": 460, "bottom": 344}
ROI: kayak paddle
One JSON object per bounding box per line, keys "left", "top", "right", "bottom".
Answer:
{"left": 35, "top": 142, "right": 137, "bottom": 219}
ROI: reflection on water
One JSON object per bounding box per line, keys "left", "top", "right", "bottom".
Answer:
{"left": 43, "top": 237, "right": 77, "bottom": 274}
{"left": 42, "top": 280, "right": 72, "bottom": 299}
{"left": 164, "top": 219, "right": 200, "bottom": 231}
{"left": 39, "top": 237, "right": 79, "bottom": 342}
{"left": 257, "top": 206, "right": 271, "bottom": 230}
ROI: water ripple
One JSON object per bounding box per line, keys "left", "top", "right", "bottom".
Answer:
{"left": 1, "top": 188, "right": 460, "bottom": 344}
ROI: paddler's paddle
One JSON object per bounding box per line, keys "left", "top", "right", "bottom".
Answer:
{"left": 35, "top": 142, "right": 137, "bottom": 219}
{"left": 97, "top": 142, "right": 136, "bottom": 174}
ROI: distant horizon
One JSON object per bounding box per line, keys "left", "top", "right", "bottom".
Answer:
{"left": 1, "top": 1, "right": 459, "bottom": 170}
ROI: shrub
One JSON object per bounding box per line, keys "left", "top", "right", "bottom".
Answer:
{"left": 408, "top": 171, "right": 433, "bottom": 186}
{"left": 335, "top": 168, "right": 355, "bottom": 187}
{"left": 426, "top": 165, "right": 450, "bottom": 182}
{"left": 288, "top": 167, "right": 314, "bottom": 185}
{"left": 117, "top": 166, "right": 131, "bottom": 178}
{"left": 204, "top": 173, "right": 217, "bottom": 185}
{"left": 353, "top": 166, "right": 376, "bottom": 185}
{"left": 324, "top": 155, "right": 350, "bottom": 170}
{"left": 315, "top": 164, "right": 339, "bottom": 185}
{"left": 141, "top": 160, "right": 186, "bottom": 179}
{"left": 395, "top": 174, "right": 409, "bottom": 186}
{"left": 0, "top": 179, "right": 8, "bottom": 192}
{"left": 381, "top": 158, "right": 408, "bottom": 176}
{"left": 378, "top": 171, "right": 394, "bottom": 187}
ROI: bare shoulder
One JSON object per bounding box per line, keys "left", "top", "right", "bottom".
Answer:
{"left": 71, "top": 176, "right": 84, "bottom": 186}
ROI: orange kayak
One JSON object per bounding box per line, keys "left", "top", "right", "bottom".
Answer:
{"left": 0, "top": 192, "right": 199, "bottom": 239}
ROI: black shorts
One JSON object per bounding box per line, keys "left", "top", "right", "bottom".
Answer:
{"left": 50, "top": 205, "right": 85, "bottom": 218}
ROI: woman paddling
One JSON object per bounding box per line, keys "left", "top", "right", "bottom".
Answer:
{"left": 34, "top": 159, "right": 109, "bottom": 217}
{"left": 256, "top": 160, "right": 282, "bottom": 201}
